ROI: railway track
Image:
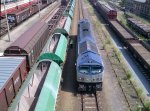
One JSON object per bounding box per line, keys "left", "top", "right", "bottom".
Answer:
{"left": 77, "top": 1, "right": 103, "bottom": 111}
{"left": 78, "top": 0, "right": 84, "bottom": 19}
{"left": 80, "top": 91, "right": 102, "bottom": 111}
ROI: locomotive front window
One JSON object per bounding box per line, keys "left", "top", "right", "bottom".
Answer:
{"left": 79, "top": 66, "right": 89, "bottom": 74}
{"left": 91, "top": 66, "right": 102, "bottom": 73}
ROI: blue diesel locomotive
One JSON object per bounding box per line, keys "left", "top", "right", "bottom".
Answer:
{"left": 76, "top": 19, "right": 104, "bottom": 91}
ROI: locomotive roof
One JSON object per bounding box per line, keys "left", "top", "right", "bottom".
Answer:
{"left": 77, "top": 51, "right": 102, "bottom": 66}
{"left": 6, "top": 21, "right": 48, "bottom": 53}
{"left": 79, "top": 40, "right": 98, "bottom": 55}
{"left": 0, "top": 56, "right": 25, "bottom": 90}
{"left": 78, "top": 19, "right": 95, "bottom": 42}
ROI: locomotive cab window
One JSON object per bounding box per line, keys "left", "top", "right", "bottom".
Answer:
{"left": 91, "top": 66, "right": 103, "bottom": 73}
{"left": 79, "top": 66, "right": 89, "bottom": 74}
{"left": 83, "top": 29, "right": 88, "bottom": 31}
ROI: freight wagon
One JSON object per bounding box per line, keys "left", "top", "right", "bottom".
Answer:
{"left": 0, "top": 57, "right": 27, "bottom": 111}
{"left": 7, "top": 7, "right": 31, "bottom": 25}
{"left": 127, "top": 18, "right": 150, "bottom": 39}
{"left": 0, "top": 0, "right": 34, "bottom": 18}
{"left": 109, "top": 20, "right": 135, "bottom": 42}
{"left": 126, "top": 40, "right": 150, "bottom": 73}
{"left": 95, "top": 0, "right": 117, "bottom": 20}
{"left": 4, "top": 21, "right": 49, "bottom": 69}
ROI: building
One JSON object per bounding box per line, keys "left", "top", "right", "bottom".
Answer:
{"left": 125, "top": 0, "right": 150, "bottom": 20}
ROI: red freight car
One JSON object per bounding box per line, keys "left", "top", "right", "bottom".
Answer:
{"left": 4, "top": 21, "right": 49, "bottom": 69}
{"left": 95, "top": 1, "right": 117, "bottom": 20}
{"left": 0, "top": 57, "right": 27, "bottom": 111}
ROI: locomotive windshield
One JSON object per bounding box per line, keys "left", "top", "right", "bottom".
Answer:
{"left": 91, "top": 66, "right": 103, "bottom": 73}
{"left": 79, "top": 66, "right": 89, "bottom": 74}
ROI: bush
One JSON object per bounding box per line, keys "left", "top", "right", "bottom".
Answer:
{"left": 137, "top": 88, "right": 143, "bottom": 98}
{"left": 126, "top": 70, "right": 132, "bottom": 80}
{"left": 143, "top": 101, "right": 150, "bottom": 111}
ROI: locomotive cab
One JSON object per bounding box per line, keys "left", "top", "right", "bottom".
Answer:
{"left": 76, "top": 51, "right": 104, "bottom": 91}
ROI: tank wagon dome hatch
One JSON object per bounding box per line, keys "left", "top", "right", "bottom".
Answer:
{"left": 38, "top": 53, "right": 63, "bottom": 65}
{"left": 77, "top": 51, "right": 103, "bottom": 66}
{"left": 53, "top": 16, "right": 72, "bottom": 36}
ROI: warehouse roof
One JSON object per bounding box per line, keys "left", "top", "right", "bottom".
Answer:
{"left": 0, "top": 57, "right": 25, "bottom": 90}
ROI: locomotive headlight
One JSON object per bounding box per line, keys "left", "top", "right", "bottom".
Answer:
{"left": 79, "top": 77, "right": 84, "bottom": 81}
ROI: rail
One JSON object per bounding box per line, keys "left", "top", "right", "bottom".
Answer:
{"left": 78, "top": 0, "right": 84, "bottom": 20}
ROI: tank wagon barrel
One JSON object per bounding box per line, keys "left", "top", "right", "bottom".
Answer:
{"left": 53, "top": 16, "right": 72, "bottom": 36}
{"left": 53, "top": 0, "right": 75, "bottom": 36}
{"left": 34, "top": 60, "right": 62, "bottom": 111}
